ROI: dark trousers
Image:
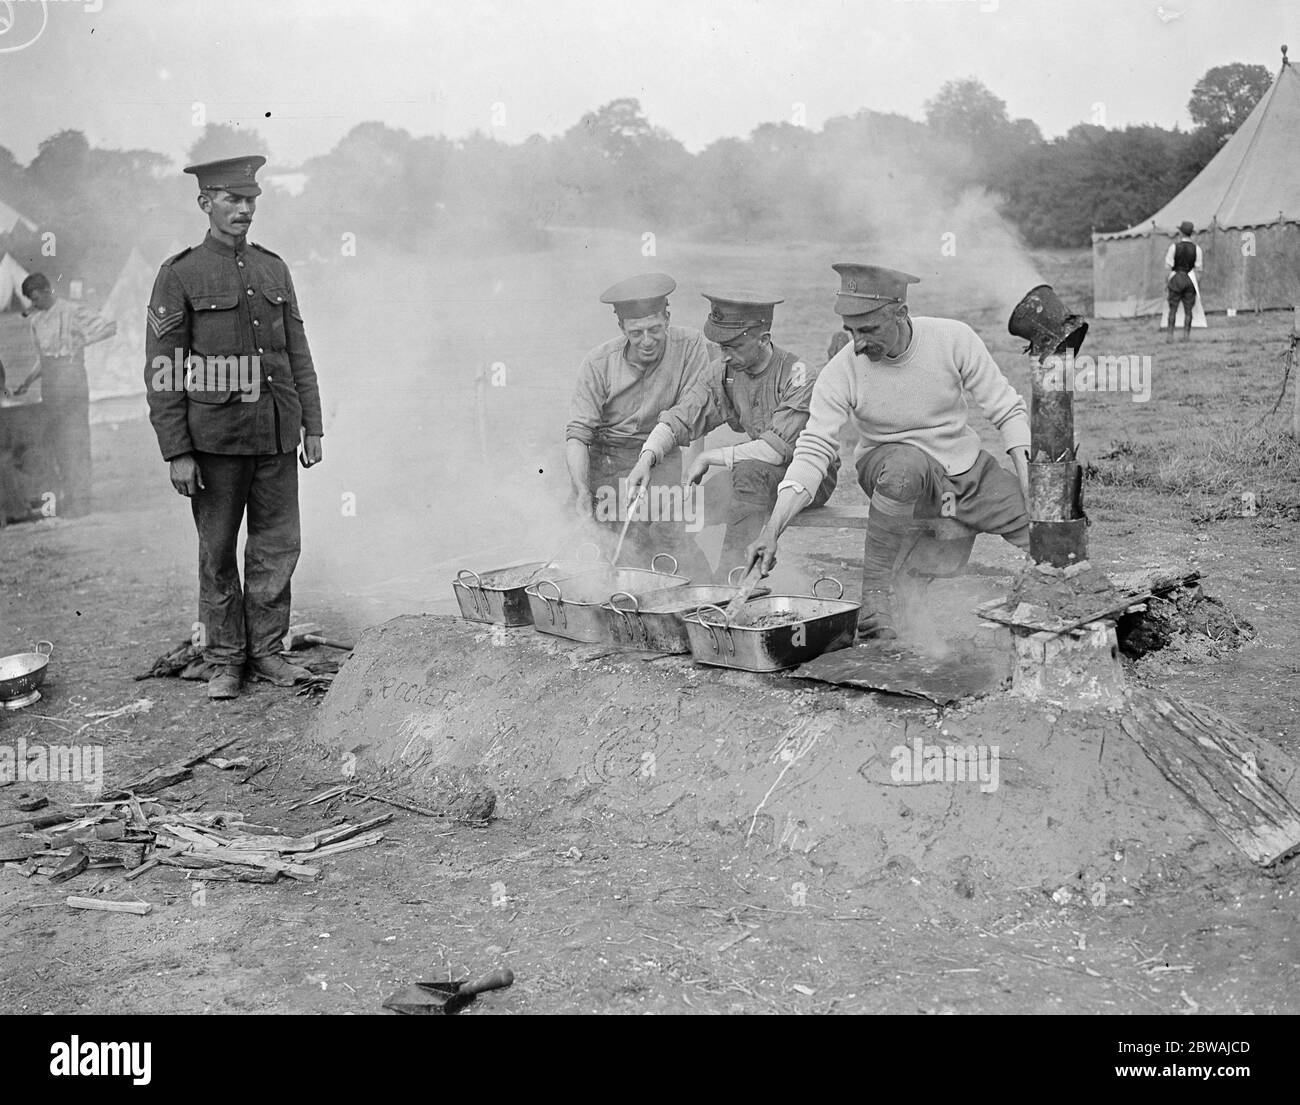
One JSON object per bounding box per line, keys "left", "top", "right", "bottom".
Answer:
{"left": 191, "top": 450, "right": 301, "bottom": 667}
{"left": 1167, "top": 273, "right": 1196, "bottom": 329}
{"left": 589, "top": 444, "right": 711, "bottom": 580}
{"left": 718, "top": 459, "right": 837, "bottom": 581}
{"left": 39, "top": 356, "right": 92, "bottom": 517}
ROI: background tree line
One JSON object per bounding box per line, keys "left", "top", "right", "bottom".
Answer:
{"left": 0, "top": 61, "right": 1273, "bottom": 292}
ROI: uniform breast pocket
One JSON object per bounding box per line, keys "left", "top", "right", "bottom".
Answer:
{"left": 262, "top": 287, "right": 289, "bottom": 349}
{"left": 191, "top": 293, "right": 242, "bottom": 352}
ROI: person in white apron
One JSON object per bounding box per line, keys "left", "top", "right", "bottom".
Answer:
{"left": 1164, "top": 221, "right": 1205, "bottom": 342}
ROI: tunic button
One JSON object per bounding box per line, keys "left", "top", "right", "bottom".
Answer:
{"left": 257, "top": 347, "right": 264, "bottom": 353}
{"left": 247, "top": 288, "right": 255, "bottom": 296}
{"left": 253, "top": 319, "right": 260, "bottom": 326}
{"left": 237, "top": 261, "right": 244, "bottom": 268}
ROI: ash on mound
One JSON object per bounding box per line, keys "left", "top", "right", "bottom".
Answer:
{"left": 310, "top": 615, "right": 1243, "bottom": 890}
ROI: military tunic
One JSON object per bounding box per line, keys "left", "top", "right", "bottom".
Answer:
{"left": 655, "top": 344, "right": 838, "bottom": 573}
{"left": 145, "top": 233, "right": 323, "bottom": 459}
{"left": 144, "top": 232, "right": 324, "bottom": 668}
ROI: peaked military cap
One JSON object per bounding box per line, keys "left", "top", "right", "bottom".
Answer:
{"left": 600, "top": 273, "right": 675, "bottom": 320}
{"left": 832, "top": 263, "right": 920, "bottom": 317}
{"left": 701, "top": 291, "right": 783, "bottom": 343}
{"left": 183, "top": 155, "right": 266, "bottom": 197}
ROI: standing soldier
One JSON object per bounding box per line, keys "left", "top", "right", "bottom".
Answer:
{"left": 144, "top": 156, "right": 324, "bottom": 700}
{"left": 14, "top": 272, "right": 116, "bottom": 517}
{"left": 565, "top": 273, "right": 713, "bottom": 574}
{"left": 626, "top": 292, "right": 838, "bottom": 579}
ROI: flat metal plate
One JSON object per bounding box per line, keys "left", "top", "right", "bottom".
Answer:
{"left": 791, "top": 643, "right": 1004, "bottom": 707}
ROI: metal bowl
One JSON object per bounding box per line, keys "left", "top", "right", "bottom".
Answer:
{"left": 0, "top": 641, "right": 53, "bottom": 709}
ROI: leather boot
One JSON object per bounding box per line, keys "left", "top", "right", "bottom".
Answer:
{"left": 858, "top": 498, "right": 916, "bottom": 640}
{"left": 249, "top": 653, "right": 313, "bottom": 686}
{"left": 207, "top": 666, "right": 243, "bottom": 700}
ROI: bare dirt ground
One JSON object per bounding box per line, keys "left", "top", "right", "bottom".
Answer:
{"left": 2, "top": 242, "right": 1298, "bottom": 1015}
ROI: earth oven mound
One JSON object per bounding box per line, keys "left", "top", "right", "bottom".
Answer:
{"left": 309, "top": 615, "right": 1266, "bottom": 890}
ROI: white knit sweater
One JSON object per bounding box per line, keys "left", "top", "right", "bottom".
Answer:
{"left": 782, "top": 316, "right": 1031, "bottom": 492}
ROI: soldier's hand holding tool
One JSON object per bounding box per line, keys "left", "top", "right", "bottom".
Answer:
{"left": 743, "top": 526, "right": 779, "bottom": 576}
{"left": 625, "top": 453, "right": 655, "bottom": 502}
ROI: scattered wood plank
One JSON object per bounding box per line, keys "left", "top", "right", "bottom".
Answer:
{"left": 48, "top": 846, "right": 89, "bottom": 884}
{"left": 122, "top": 856, "right": 164, "bottom": 882}
{"left": 313, "top": 814, "right": 393, "bottom": 849}
{"left": 359, "top": 792, "right": 447, "bottom": 818}
{"left": 1121, "top": 690, "right": 1300, "bottom": 867}
{"left": 162, "top": 853, "right": 226, "bottom": 871}
{"left": 102, "top": 738, "right": 240, "bottom": 799}
{"left": 0, "top": 834, "right": 42, "bottom": 863}
{"left": 66, "top": 896, "right": 151, "bottom": 916}
{"left": 308, "top": 831, "right": 384, "bottom": 860}
{"left": 17, "top": 797, "right": 48, "bottom": 812}
{"left": 84, "top": 840, "right": 147, "bottom": 870}
{"left": 159, "top": 824, "right": 226, "bottom": 850}
{"left": 190, "top": 866, "right": 280, "bottom": 884}
{"left": 0, "top": 810, "right": 80, "bottom": 832}
{"left": 286, "top": 783, "right": 357, "bottom": 811}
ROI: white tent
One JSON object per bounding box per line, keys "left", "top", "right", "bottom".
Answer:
{"left": 84, "top": 246, "right": 155, "bottom": 404}
{"left": 0, "top": 197, "right": 37, "bottom": 239}
{"left": 0, "top": 252, "right": 31, "bottom": 312}
{"left": 1094, "top": 55, "right": 1300, "bottom": 317}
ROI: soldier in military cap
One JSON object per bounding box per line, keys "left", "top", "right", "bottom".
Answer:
{"left": 746, "top": 263, "right": 1032, "bottom": 639}
{"left": 565, "top": 273, "right": 713, "bottom": 572}
{"left": 144, "top": 155, "right": 324, "bottom": 700}
{"left": 625, "top": 291, "right": 838, "bottom": 578}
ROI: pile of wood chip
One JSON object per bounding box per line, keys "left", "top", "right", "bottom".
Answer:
{"left": 0, "top": 743, "right": 391, "bottom": 914}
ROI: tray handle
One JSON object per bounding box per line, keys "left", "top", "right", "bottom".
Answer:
{"left": 455, "top": 569, "right": 487, "bottom": 616}
{"left": 607, "top": 591, "right": 640, "bottom": 613}
{"left": 650, "top": 552, "right": 678, "bottom": 576}
{"left": 726, "top": 565, "right": 751, "bottom": 586}
{"left": 811, "top": 576, "right": 844, "bottom": 600}
{"left": 534, "top": 578, "right": 565, "bottom": 628}
{"left": 691, "top": 603, "right": 734, "bottom": 656}
{"left": 36, "top": 640, "right": 54, "bottom": 657}
{"left": 605, "top": 591, "right": 642, "bottom": 646}
{"left": 577, "top": 541, "right": 605, "bottom": 563}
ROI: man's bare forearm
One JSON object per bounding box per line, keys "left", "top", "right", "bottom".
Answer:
{"left": 565, "top": 439, "right": 591, "bottom": 498}
{"left": 764, "top": 486, "right": 812, "bottom": 540}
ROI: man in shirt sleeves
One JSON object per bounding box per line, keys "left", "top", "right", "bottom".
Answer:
{"left": 15, "top": 272, "right": 117, "bottom": 517}
{"left": 625, "top": 291, "right": 837, "bottom": 580}
{"left": 745, "top": 263, "right": 1032, "bottom": 639}
{"left": 564, "top": 273, "right": 713, "bottom": 574}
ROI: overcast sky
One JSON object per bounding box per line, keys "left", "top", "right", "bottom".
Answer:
{"left": 2, "top": 0, "right": 1296, "bottom": 168}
